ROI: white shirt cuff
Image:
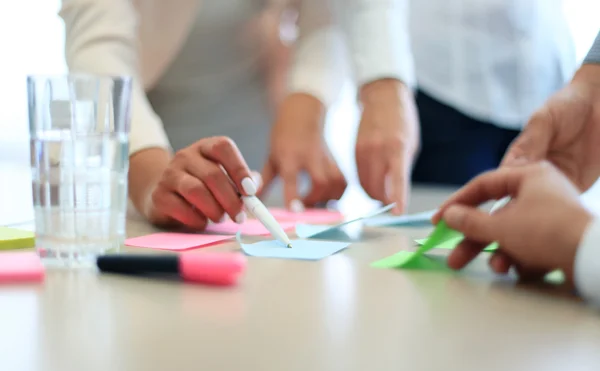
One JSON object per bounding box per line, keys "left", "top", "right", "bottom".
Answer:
{"left": 345, "top": 0, "right": 416, "bottom": 88}
{"left": 574, "top": 217, "right": 600, "bottom": 307}
{"left": 287, "top": 26, "right": 347, "bottom": 107}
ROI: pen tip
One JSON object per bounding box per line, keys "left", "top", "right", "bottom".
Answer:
{"left": 287, "top": 243, "right": 292, "bottom": 248}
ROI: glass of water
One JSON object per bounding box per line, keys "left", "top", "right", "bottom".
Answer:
{"left": 28, "top": 74, "right": 132, "bottom": 264}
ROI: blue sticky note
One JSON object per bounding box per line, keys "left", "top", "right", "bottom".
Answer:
{"left": 240, "top": 239, "right": 349, "bottom": 260}
{"left": 363, "top": 209, "right": 436, "bottom": 228}
{"left": 295, "top": 224, "right": 349, "bottom": 239}
{"left": 296, "top": 203, "right": 395, "bottom": 239}
{"left": 295, "top": 224, "right": 330, "bottom": 238}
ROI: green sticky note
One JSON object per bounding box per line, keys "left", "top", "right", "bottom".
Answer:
{"left": 415, "top": 236, "right": 499, "bottom": 252}
{"left": 371, "top": 220, "right": 459, "bottom": 268}
{"left": 543, "top": 270, "right": 565, "bottom": 284}
{"left": 0, "top": 227, "right": 35, "bottom": 250}
{"left": 372, "top": 251, "right": 452, "bottom": 271}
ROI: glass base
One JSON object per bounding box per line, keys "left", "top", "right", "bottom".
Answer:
{"left": 37, "top": 238, "right": 121, "bottom": 267}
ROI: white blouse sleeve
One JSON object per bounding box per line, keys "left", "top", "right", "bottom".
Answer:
{"left": 340, "top": 0, "right": 416, "bottom": 89}
{"left": 59, "top": 0, "right": 171, "bottom": 155}
{"left": 575, "top": 217, "right": 600, "bottom": 307}
{"left": 287, "top": 0, "right": 347, "bottom": 107}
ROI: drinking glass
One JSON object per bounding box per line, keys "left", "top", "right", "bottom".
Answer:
{"left": 27, "top": 74, "right": 132, "bottom": 264}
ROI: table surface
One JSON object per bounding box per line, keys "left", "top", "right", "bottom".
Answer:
{"left": 2, "top": 153, "right": 600, "bottom": 371}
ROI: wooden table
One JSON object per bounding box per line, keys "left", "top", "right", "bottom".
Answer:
{"left": 2, "top": 156, "right": 600, "bottom": 371}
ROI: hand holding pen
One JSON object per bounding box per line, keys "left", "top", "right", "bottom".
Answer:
{"left": 141, "top": 137, "right": 263, "bottom": 229}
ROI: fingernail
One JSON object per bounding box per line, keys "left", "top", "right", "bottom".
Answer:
{"left": 251, "top": 171, "right": 263, "bottom": 190}
{"left": 444, "top": 205, "right": 465, "bottom": 227}
{"left": 235, "top": 211, "right": 247, "bottom": 224}
{"left": 241, "top": 177, "right": 258, "bottom": 196}
{"left": 219, "top": 214, "right": 229, "bottom": 223}
{"left": 290, "top": 199, "right": 305, "bottom": 213}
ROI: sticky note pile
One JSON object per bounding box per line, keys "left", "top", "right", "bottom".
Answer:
{"left": 372, "top": 221, "right": 458, "bottom": 269}
{"left": 236, "top": 232, "right": 349, "bottom": 261}
{"left": 0, "top": 227, "right": 35, "bottom": 250}
{"left": 205, "top": 219, "right": 296, "bottom": 236}
{"left": 363, "top": 209, "right": 437, "bottom": 228}
{"left": 125, "top": 205, "right": 396, "bottom": 261}
{"left": 125, "top": 233, "right": 233, "bottom": 251}
{"left": 295, "top": 203, "right": 396, "bottom": 240}
{"left": 238, "top": 204, "right": 395, "bottom": 261}
{"left": 415, "top": 237, "right": 499, "bottom": 252}
{"left": 269, "top": 208, "right": 343, "bottom": 224}
{"left": 124, "top": 207, "right": 344, "bottom": 252}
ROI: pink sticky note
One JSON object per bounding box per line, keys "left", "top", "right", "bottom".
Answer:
{"left": 205, "top": 219, "right": 296, "bottom": 236}
{"left": 125, "top": 233, "right": 233, "bottom": 251}
{"left": 0, "top": 252, "right": 45, "bottom": 283}
{"left": 269, "top": 208, "right": 344, "bottom": 224}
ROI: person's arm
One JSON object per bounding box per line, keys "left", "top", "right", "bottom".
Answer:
{"left": 335, "top": 0, "right": 418, "bottom": 214}
{"left": 286, "top": 0, "right": 347, "bottom": 109}
{"left": 59, "top": 0, "right": 171, "bottom": 214}
{"left": 340, "top": 0, "right": 415, "bottom": 93}
{"left": 583, "top": 31, "right": 600, "bottom": 65}
{"left": 255, "top": 1, "right": 292, "bottom": 113}
{"left": 574, "top": 218, "right": 600, "bottom": 307}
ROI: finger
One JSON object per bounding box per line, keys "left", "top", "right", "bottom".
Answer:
{"left": 360, "top": 153, "right": 387, "bottom": 202}
{"left": 199, "top": 136, "right": 256, "bottom": 196}
{"left": 432, "top": 167, "right": 527, "bottom": 225}
{"left": 501, "top": 109, "right": 553, "bottom": 166}
{"left": 326, "top": 161, "right": 347, "bottom": 201}
{"left": 447, "top": 239, "right": 487, "bottom": 270}
{"left": 174, "top": 172, "right": 225, "bottom": 223}
{"left": 515, "top": 265, "right": 548, "bottom": 283}
{"left": 152, "top": 189, "right": 207, "bottom": 230}
{"left": 385, "top": 155, "right": 410, "bottom": 214}
{"left": 442, "top": 205, "right": 499, "bottom": 243}
{"left": 258, "top": 161, "right": 276, "bottom": 197}
{"left": 280, "top": 162, "right": 300, "bottom": 210}
{"left": 185, "top": 159, "right": 245, "bottom": 222}
{"left": 488, "top": 250, "right": 513, "bottom": 274}
{"left": 302, "top": 162, "right": 330, "bottom": 207}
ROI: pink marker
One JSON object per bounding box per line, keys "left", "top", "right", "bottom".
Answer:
{"left": 96, "top": 253, "right": 246, "bottom": 286}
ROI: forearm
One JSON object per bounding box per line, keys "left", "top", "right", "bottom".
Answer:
{"left": 359, "top": 78, "right": 412, "bottom": 107}
{"left": 128, "top": 148, "right": 171, "bottom": 217}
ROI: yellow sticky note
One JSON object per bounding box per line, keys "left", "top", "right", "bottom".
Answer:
{"left": 0, "top": 227, "right": 35, "bottom": 250}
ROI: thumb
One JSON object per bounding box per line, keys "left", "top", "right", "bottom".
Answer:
{"left": 443, "top": 205, "right": 498, "bottom": 243}
{"left": 502, "top": 111, "right": 553, "bottom": 167}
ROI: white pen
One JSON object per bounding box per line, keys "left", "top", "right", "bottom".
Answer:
{"left": 490, "top": 196, "right": 511, "bottom": 214}
{"left": 242, "top": 196, "right": 293, "bottom": 248}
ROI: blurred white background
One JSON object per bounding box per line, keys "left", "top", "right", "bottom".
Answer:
{"left": 0, "top": 0, "right": 599, "bottom": 224}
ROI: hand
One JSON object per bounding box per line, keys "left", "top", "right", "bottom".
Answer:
{"left": 355, "top": 78, "right": 420, "bottom": 214}
{"left": 432, "top": 162, "right": 593, "bottom": 284}
{"left": 143, "top": 137, "right": 258, "bottom": 230}
{"left": 261, "top": 93, "right": 347, "bottom": 209}
{"left": 503, "top": 64, "right": 600, "bottom": 192}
